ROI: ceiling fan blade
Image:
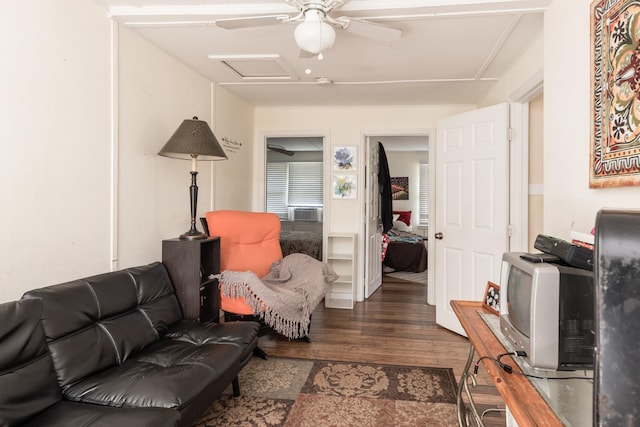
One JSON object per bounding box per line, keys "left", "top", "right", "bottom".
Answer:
{"left": 340, "top": 18, "right": 402, "bottom": 42}
{"left": 215, "top": 15, "right": 290, "bottom": 30}
{"left": 267, "top": 145, "right": 295, "bottom": 156}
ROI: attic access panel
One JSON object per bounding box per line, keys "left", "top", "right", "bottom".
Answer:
{"left": 209, "top": 54, "right": 297, "bottom": 81}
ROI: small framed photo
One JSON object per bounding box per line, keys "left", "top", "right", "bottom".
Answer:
{"left": 482, "top": 281, "right": 500, "bottom": 315}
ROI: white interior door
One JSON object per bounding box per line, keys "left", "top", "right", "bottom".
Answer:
{"left": 364, "top": 138, "right": 382, "bottom": 298}
{"left": 434, "top": 103, "right": 510, "bottom": 335}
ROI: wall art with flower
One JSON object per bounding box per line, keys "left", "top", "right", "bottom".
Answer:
{"left": 332, "top": 174, "right": 357, "bottom": 199}
{"left": 333, "top": 146, "right": 357, "bottom": 171}
{"left": 591, "top": 0, "right": 640, "bottom": 187}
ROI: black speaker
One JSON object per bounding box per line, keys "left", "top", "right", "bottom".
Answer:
{"left": 594, "top": 209, "right": 640, "bottom": 426}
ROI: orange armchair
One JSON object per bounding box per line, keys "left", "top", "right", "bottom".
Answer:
{"left": 206, "top": 210, "right": 283, "bottom": 317}
{"left": 205, "top": 209, "right": 336, "bottom": 359}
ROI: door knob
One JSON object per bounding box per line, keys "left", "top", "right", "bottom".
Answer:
{"left": 435, "top": 232, "right": 444, "bottom": 240}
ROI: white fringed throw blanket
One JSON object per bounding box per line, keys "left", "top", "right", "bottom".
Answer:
{"left": 218, "top": 253, "right": 338, "bottom": 339}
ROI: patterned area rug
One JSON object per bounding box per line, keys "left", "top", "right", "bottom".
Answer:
{"left": 194, "top": 358, "right": 458, "bottom": 427}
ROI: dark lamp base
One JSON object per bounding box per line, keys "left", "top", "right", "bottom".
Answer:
{"left": 179, "top": 230, "right": 208, "bottom": 240}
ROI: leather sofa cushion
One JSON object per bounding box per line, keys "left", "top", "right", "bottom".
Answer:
{"left": 22, "top": 262, "right": 183, "bottom": 389}
{"left": 166, "top": 320, "right": 259, "bottom": 346}
{"left": 166, "top": 320, "right": 260, "bottom": 367}
{"left": 62, "top": 338, "right": 242, "bottom": 409}
{"left": 129, "top": 263, "right": 185, "bottom": 336}
{"left": 21, "top": 401, "right": 180, "bottom": 427}
{"left": 0, "top": 299, "right": 62, "bottom": 426}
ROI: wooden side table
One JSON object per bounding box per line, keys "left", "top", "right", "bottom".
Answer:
{"left": 162, "top": 237, "right": 220, "bottom": 322}
{"left": 451, "top": 300, "right": 563, "bottom": 427}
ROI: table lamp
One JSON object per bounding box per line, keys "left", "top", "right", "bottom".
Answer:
{"left": 158, "top": 117, "right": 227, "bottom": 240}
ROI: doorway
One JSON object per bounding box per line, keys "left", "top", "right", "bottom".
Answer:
{"left": 363, "top": 133, "right": 431, "bottom": 300}
{"left": 265, "top": 136, "right": 325, "bottom": 261}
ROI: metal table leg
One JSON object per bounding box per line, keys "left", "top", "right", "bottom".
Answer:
{"left": 457, "top": 343, "right": 484, "bottom": 427}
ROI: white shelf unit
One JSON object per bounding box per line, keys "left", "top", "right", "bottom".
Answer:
{"left": 324, "top": 233, "right": 357, "bottom": 309}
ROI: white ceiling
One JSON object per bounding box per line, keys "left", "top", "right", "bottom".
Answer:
{"left": 99, "top": 0, "right": 548, "bottom": 107}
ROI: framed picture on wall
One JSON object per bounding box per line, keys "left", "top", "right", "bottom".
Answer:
{"left": 590, "top": 0, "right": 640, "bottom": 188}
{"left": 391, "top": 176, "right": 409, "bottom": 200}
{"left": 333, "top": 146, "right": 357, "bottom": 171}
{"left": 332, "top": 174, "right": 357, "bottom": 199}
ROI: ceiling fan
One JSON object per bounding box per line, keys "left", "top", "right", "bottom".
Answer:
{"left": 215, "top": 0, "right": 402, "bottom": 55}
{"left": 267, "top": 144, "right": 295, "bottom": 156}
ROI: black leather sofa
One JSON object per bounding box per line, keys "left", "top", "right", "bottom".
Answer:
{"left": 0, "top": 262, "right": 259, "bottom": 427}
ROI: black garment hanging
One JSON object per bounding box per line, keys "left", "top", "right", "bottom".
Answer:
{"left": 378, "top": 142, "right": 393, "bottom": 233}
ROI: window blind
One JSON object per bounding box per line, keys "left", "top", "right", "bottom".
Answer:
{"left": 267, "top": 162, "right": 323, "bottom": 219}
{"left": 288, "top": 162, "right": 323, "bottom": 206}
{"left": 266, "top": 163, "right": 288, "bottom": 219}
{"left": 419, "top": 163, "right": 429, "bottom": 226}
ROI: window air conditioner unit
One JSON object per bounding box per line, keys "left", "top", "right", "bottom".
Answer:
{"left": 293, "top": 207, "right": 320, "bottom": 222}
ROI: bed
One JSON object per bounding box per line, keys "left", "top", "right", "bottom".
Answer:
{"left": 383, "top": 229, "right": 427, "bottom": 273}
{"left": 382, "top": 210, "right": 427, "bottom": 273}
{"left": 279, "top": 229, "right": 323, "bottom": 261}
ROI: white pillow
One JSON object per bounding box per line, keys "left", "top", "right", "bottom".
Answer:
{"left": 392, "top": 220, "right": 413, "bottom": 232}
{"left": 392, "top": 214, "right": 400, "bottom": 222}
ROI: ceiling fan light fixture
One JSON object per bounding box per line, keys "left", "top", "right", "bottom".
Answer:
{"left": 294, "top": 12, "right": 336, "bottom": 54}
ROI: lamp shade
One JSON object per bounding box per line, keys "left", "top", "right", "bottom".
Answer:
{"left": 158, "top": 117, "right": 227, "bottom": 161}
{"left": 294, "top": 11, "right": 336, "bottom": 54}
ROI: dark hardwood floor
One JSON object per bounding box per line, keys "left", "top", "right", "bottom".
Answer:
{"left": 257, "top": 274, "right": 507, "bottom": 426}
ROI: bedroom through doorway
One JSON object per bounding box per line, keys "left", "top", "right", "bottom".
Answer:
{"left": 265, "top": 136, "right": 325, "bottom": 262}
{"left": 369, "top": 134, "right": 430, "bottom": 291}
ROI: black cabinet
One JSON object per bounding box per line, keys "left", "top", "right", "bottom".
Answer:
{"left": 162, "top": 237, "right": 220, "bottom": 322}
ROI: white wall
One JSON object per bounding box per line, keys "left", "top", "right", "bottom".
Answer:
{"left": 544, "top": 0, "right": 640, "bottom": 238}
{"left": 118, "top": 25, "right": 215, "bottom": 268}
{"left": 253, "top": 105, "right": 470, "bottom": 212}
{"left": 0, "top": 0, "right": 112, "bottom": 301}
{"left": 117, "top": 28, "right": 254, "bottom": 267}
{"left": 0, "top": 3, "right": 255, "bottom": 303}
{"left": 212, "top": 87, "right": 255, "bottom": 212}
